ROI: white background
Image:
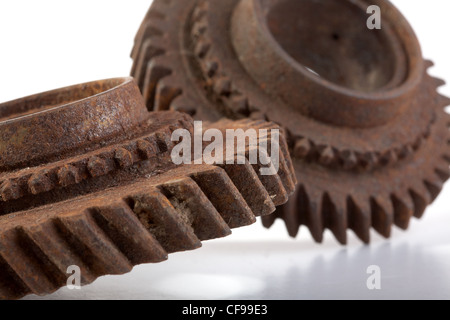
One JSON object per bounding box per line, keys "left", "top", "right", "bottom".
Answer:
{"left": 0, "top": 0, "right": 449, "bottom": 300}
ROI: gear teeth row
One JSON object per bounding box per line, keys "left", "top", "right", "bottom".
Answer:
{"left": 0, "top": 158, "right": 286, "bottom": 299}
{"left": 262, "top": 168, "right": 449, "bottom": 245}
{"left": 0, "top": 124, "right": 180, "bottom": 203}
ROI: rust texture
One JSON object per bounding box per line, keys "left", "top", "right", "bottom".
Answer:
{"left": 0, "top": 77, "right": 295, "bottom": 299}
{"left": 131, "top": 0, "right": 450, "bottom": 244}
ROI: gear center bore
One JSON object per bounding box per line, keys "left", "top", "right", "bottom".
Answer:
{"left": 231, "top": 0, "right": 423, "bottom": 128}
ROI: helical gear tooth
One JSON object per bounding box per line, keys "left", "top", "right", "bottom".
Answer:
{"left": 218, "top": 161, "right": 276, "bottom": 217}
{"left": 130, "top": 190, "right": 202, "bottom": 253}
{"left": 20, "top": 221, "right": 97, "bottom": 286}
{"left": 159, "top": 177, "right": 232, "bottom": 241}
{"left": 294, "top": 138, "right": 311, "bottom": 159}
{"left": 409, "top": 185, "right": 432, "bottom": 219}
{"left": 89, "top": 201, "right": 168, "bottom": 264}
{"left": 0, "top": 228, "right": 61, "bottom": 296}
{"left": 391, "top": 193, "right": 414, "bottom": 230}
{"left": 190, "top": 166, "right": 256, "bottom": 228}
{"left": 323, "top": 192, "right": 348, "bottom": 245}
{"left": 347, "top": 196, "right": 371, "bottom": 244}
{"left": 56, "top": 210, "right": 134, "bottom": 275}
{"left": 370, "top": 196, "right": 394, "bottom": 238}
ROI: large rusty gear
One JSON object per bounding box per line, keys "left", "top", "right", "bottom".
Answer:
{"left": 131, "top": 0, "right": 450, "bottom": 244}
{"left": 0, "top": 77, "right": 295, "bottom": 299}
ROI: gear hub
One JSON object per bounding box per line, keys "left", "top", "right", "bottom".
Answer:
{"left": 131, "top": 0, "right": 450, "bottom": 244}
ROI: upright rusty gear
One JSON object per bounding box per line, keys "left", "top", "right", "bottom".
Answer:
{"left": 0, "top": 77, "right": 295, "bottom": 299}
{"left": 131, "top": 0, "right": 450, "bottom": 244}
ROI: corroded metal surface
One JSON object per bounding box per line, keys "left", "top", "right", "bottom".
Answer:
{"left": 131, "top": 0, "right": 450, "bottom": 244}
{"left": 0, "top": 78, "right": 295, "bottom": 299}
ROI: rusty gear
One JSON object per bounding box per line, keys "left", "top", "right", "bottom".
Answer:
{"left": 131, "top": 0, "right": 450, "bottom": 244}
{"left": 0, "top": 78, "right": 295, "bottom": 299}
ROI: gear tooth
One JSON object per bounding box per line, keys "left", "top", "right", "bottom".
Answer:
{"left": 396, "top": 144, "right": 414, "bottom": 160}
{"left": 56, "top": 210, "right": 134, "bottom": 275}
{"left": 141, "top": 58, "right": 172, "bottom": 111}
{"left": 438, "top": 94, "right": 450, "bottom": 108}
{"left": 370, "top": 196, "right": 393, "bottom": 238}
{"left": 347, "top": 196, "right": 371, "bottom": 244}
{"left": 424, "top": 178, "right": 444, "bottom": 201}
{"left": 28, "top": 171, "right": 53, "bottom": 195}
{"left": 359, "top": 152, "right": 378, "bottom": 170}
{"left": 273, "top": 186, "right": 301, "bottom": 237}
{"left": 341, "top": 150, "right": 358, "bottom": 170}
{"left": 154, "top": 75, "right": 183, "bottom": 111}
{"left": 169, "top": 94, "right": 198, "bottom": 116}
{"left": 0, "top": 228, "right": 60, "bottom": 296}
{"left": 0, "top": 249, "right": 32, "bottom": 299}
{"left": 20, "top": 221, "right": 97, "bottom": 285}
{"left": 434, "top": 164, "right": 450, "bottom": 182}
{"left": 302, "top": 186, "right": 324, "bottom": 243}
{"left": 131, "top": 20, "right": 164, "bottom": 61}
{"left": 194, "top": 39, "right": 211, "bottom": 58}
{"left": 191, "top": 21, "right": 207, "bottom": 38}
{"left": 319, "top": 146, "right": 335, "bottom": 166}
{"left": 114, "top": 148, "right": 134, "bottom": 168}
{"left": 190, "top": 166, "right": 256, "bottom": 228}
{"left": 323, "top": 192, "right": 347, "bottom": 245}
{"left": 379, "top": 149, "right": 398, "bottom": 166}
{"left": 213, "top": 76, "right": 232, "bottom": 96}
{"left": 137, "top": 139, "right": 158, "bottom": 160}
{"left": 432, "top": 77, "right": 446, "bottom": 89}
{"left": 159, "top": 177, "right": 232, "bottom": 241}
{"left": 249, "top": 111, "right": 268, "bottom": 121}
{"left": 87, "top": 156, "right": 110, "bottom": 178}
{"left": 57, "top": 165, "right": 82, "bottom": 187}
{"left": 409, "top": 186, "right": 432, "bottom": 219}
{"left": 1, "top": 179, "right": 22, "bottom": 201}
{"left": 130, "top": 190, "right": 202, "bottom": 253}
{"left": 132, "top": 38, "right": 166, "bottom": 90}
{"left": 424, "top": 60, "right": 435, "bottom": 69}
{"left": 219, "top": 161, "right": 276, "bottom": 217}
{"left": 391, "top": 193, "right": 414, "bottom": 230}
{"left": 191, "top": 2, "right": 208, "bottom": 21}
{"left": 204, "top": 59, "right": 219, "bottom": 78}
{"left": 227, "top": 94, "right": 249, "bottom": 115}
{"left": 294, "top": 138, "right": 311, "bottom": 159}
{"left": 261, "top": 212, "right": 278, "bottom": 229}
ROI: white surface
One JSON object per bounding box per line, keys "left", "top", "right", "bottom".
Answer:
{"left": 0, "top": 0, "right": 449, "bottom": 300}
